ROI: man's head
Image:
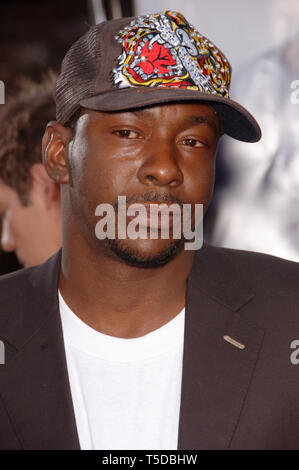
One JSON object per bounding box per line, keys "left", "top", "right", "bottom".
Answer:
{"left": 42, "top": 10, "right": 261, "bottom": 269}
{"left": 0, "top": 72, "right": 62, "bottom": 267}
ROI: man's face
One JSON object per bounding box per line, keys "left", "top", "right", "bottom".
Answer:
{"left": 65, "top": 102, "right": 220, "bottom": 267}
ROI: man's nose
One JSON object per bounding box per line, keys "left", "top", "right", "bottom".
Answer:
{"left": 1, "top": 217, "right": 15, "bottom": 253}
{"left": 137, "top": 139, "right": 183, "bottom": 187}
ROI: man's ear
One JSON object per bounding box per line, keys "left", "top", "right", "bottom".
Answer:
{"left": 42, "top": 121, "right": 72, "bottom": 184}
{"left": 30, "top": 163, "right": 60, "bottom": 210}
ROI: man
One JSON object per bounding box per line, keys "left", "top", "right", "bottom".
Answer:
{"left": 0, "top": 10, "right": 299, "bottom": 450}
{"left": 0, "top": 72, "right": 62, "bottom": 267}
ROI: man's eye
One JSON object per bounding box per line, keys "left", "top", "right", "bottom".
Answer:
{"left": 182, "top": 138, "right": 204, "bottom": 148}
{"left": 114, "top": 129, "right": 139, "bottom": 139}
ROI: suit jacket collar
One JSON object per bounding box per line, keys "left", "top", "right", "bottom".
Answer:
{"left": 178, "top": 244, "right": 264, "bottom": 449}
{"left": 0, "top": 244, "right": 264, "bottom": 449}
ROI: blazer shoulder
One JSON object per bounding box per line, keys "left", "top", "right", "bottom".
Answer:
{"left": 0, "top": 251, "right": 61, "bottom": 344}
{"left": 0, "top": 265, "right": 36, "bottom": 299}
{"left": 198, "top": 243, "right": 299, "bottom": 293}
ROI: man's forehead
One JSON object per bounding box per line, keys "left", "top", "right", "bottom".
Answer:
{"left": 82, "top": 101, "right": 219, "bottom": 121}
{"left": 130, "top": 103, "right": 220, "bottom": 135}
{"left": 79, "top": 102, "right": 221, "bottom": 137}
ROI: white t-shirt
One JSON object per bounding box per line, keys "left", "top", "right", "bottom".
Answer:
{"left": 58, "top": 291, "right": 185, "bottom": 450}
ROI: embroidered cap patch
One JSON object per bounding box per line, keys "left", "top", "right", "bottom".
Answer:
{"left": 113, "top": 10, "right": 231, "bottom": 97}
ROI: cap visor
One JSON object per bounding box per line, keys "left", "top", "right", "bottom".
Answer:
{"left": 80, "top": 87, "right": 261, "bottom": 143}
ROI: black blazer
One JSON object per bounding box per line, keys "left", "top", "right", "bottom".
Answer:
{"left": 1, "top": 243, "right": 299, "bottom": 450}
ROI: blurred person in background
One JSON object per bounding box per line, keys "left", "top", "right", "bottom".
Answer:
{"left": 0, "top": 71, "right": 62, "bottom": 268}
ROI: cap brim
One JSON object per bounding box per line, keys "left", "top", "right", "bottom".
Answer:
{"left": 80, "top": 87, "right": 261, "bottom": 143}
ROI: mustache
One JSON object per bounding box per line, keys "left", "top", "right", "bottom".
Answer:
{"left": 114, "top": 191, "right": 185, "bottom": 210}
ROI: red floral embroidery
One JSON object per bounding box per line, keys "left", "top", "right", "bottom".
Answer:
{"left": 136, "top": 42, "right": 176, "bottom": 76}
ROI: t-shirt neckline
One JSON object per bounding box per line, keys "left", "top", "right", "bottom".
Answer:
{"left": 58, "top": 290, "right": 185, "bottom": 362}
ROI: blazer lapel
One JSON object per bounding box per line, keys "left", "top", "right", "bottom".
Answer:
{"left": 178, "top": 245, "right": 265, "bottom": 450}
{"left": 0, "top": 250, "right": 80, "bottom": 449}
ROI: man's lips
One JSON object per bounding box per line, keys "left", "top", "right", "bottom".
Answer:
{"left": 126, "top": 203, "right": 182, "bottom": 230}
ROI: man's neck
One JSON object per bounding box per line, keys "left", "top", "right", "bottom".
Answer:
{"left": 59, "top": 239, "right": 195, "bottom": 338}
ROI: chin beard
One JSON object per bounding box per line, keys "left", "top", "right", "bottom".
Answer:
{"left": 107, "top": 238, "right": 184, "bottom": 269}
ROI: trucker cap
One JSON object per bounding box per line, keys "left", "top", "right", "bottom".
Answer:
{"left": 55, "top": 10, "right": 261, "bottom": 143}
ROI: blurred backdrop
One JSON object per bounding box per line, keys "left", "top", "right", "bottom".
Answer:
{"left": 1, "top": 0, "right": 299, "bottom": 274}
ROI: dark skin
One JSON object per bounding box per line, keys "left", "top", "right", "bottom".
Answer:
{"left": 42, "top": 102, "right": 221, "bottom": 338}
